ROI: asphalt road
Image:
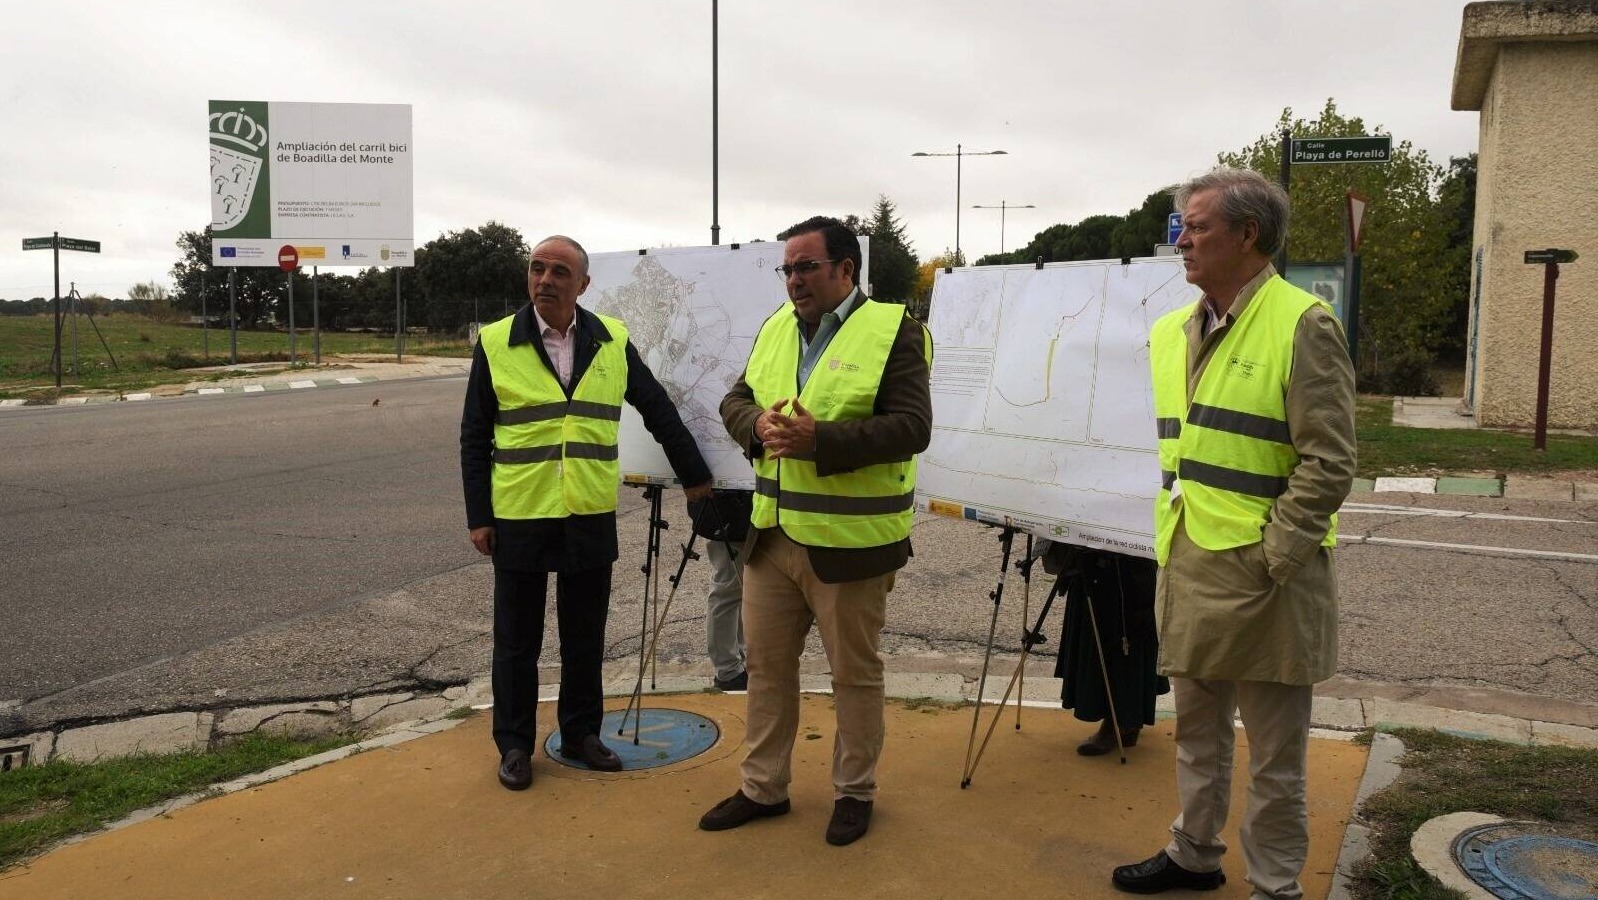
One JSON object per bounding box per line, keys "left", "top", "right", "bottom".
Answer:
{"left": 2, "top": 376, "right": 1594, "bottom": 731}
{"left": 0, "top": 377, "right": 480, "bottom": 701}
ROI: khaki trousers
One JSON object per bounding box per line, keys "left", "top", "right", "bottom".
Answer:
{"left": 1164, "top": 677, "right": 1314, "bottom": 900}
{"left": 739, "top": 529, "right": 891, "bottom": 804}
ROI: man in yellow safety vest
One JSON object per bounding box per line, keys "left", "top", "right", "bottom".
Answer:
{"left": 697, "top": 216, "right": 932, "bottom": 847}
{"left": 461, "top": 235, "right": 712, "bottom": 791}
{"left": 1112, "top": 169, "right": 1355, "bottom": 898}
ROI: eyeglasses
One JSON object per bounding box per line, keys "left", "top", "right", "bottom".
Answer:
{"left": 774, "top": 259, "right": 839, "bottom": 279}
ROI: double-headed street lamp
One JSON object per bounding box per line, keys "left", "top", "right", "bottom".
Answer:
{"left": 971, "top": 201, "right": 1036, "bottom": 256}
{"left": 912, "top": 144, "right": 1007, "bottom": 262}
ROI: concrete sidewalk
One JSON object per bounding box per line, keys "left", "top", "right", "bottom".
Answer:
{"left": 0, "top": 692, "right": 1369, "bottom": 900}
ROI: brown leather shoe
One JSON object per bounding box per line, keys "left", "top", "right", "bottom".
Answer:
{"left": 825, "top": 797, "right": 873, "bottom": 846}
{"left": 497, "top": 748, "right": 532, "bottom": 791}
{"left": 557, "top": 734, "right": 623, "bottom": 772}
{"left": 1077, "top": 722, "right": 1141, "bottom": 756}
{"left": 699, "top": 791, "right": 791, "bottom": 831}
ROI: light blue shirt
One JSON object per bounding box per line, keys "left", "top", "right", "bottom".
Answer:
{"left": 797, "top": 287, "right": 861, "bottom": 389}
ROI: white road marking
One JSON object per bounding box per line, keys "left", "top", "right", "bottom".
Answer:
{"left": 336, "top": 377, "right": 363, "bottom": 384}
{"left": 124, "top": 393, "right": 152, "bottom": 401}
{"left": 61, "top": 397, "right": 88, "bottom": 405}
{"left": 0, "top": 399, "right": 25, "bottom": 407}
{"left": 1342, "top": 503, "right": 1590, "bottom": 525}
{"left": 243, "top": 385, "right": 266, "bottom": 393}
{"left": 1374, "top": 476, "right": 1437, "bottom": 493}
{"left": 197, "top": 388, "right": 225, "bottom": 395}
{"left": 1343, "top": 534, "right": 1598, "bottom": 563}
{"left": 289, "top": 380, "right": 317, "bottom": 389}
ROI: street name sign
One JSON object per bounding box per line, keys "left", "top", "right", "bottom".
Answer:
{"left": 22, "top": 236, "right": 100, "bottom": 252}
{"left": 1291, "top": 136, "right": 1392, "bottom": 164}
{"left": 1524, "top": 249, "right": 1578, "bottom": 264}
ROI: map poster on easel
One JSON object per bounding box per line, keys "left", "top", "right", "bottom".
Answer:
{"left": 584, "top": 240, "right": 870, "bottom": 491}
{"left": 917, "top": 257, "right": 1200, "bottom": 559}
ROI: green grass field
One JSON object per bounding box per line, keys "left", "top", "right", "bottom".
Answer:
{"left": 1355, "top": 397, "right": 1598, "bottom": 478}
{"left": 0, "top": 314, "right": 469, "bottom": 396}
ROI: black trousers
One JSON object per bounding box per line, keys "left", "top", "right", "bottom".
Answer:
{"left": 491, "top": 564, "right": 612, "bottom": 755}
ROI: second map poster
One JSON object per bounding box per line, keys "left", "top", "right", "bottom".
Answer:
{"left": 918, "top": 257, "right": 1199, "bottom": 558}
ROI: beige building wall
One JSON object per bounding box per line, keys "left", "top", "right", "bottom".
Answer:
{"left": 1454, "top": 2, "right": 1598, "bottom": 429}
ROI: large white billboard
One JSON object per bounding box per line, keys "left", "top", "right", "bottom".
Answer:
{"left": 209, "top": 100, "right": 414, "bottom": 267}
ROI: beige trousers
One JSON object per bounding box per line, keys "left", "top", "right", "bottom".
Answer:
{"left": 738, "top": 529, "right": 891, "bottom": 804}
{"left": 1164, "top": 677, "right": 1314, "bottom": 900}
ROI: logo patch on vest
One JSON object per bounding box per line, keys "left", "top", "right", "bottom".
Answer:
{"left": 1225, "top": 355, "right": 1262, "bottom": 381}
{"left": 827, "top": 357, "right": 860, "bottom": 372}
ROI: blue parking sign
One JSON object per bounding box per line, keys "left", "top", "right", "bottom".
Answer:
{"left": 1167, "top": 213, "right": 1183, "bottom": 244}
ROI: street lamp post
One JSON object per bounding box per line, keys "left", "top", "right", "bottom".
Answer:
{"left": 912, "top": 144, "right": 1007, "bottom": 262}
{"left": 971, "top": 201, "right": 1036, "bottom": 256}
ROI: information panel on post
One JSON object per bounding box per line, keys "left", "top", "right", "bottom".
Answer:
{"left": 209, "top": 100, "right": 414, "bottom": 267}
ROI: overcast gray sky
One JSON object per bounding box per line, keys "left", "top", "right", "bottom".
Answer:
{"left": 1, "top": 0, "right": 1481, "bottom": 300}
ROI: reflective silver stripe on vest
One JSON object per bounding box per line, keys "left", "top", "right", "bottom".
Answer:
{"left": 497, "top": 403, "right": 568, "bottom": 425}
{"left": 565, "top": 442, "right": 620, "bottom": 461}
{"left": 566, "top": 400, "right": 623, "bottom": 421}
{"left": 1162, "top": 470, "right": 1177, "bottom": 491}
{"left": 1157, "top": 418, "right": 1182, "bottom": 439}
{"left": 498, "top": 400, "right": 622, "bottom": 425}
{"left": 493, "top": 445, "right": 562, "bottom": 464}
{"left": 1186, "top": 403, "right": 1292, "bottom": 445}
{"left": 1178, "top": 459, "right": 1289, "bottom": 499}
{"left": 754, "top": 476, "right": 912, "bottom": 515}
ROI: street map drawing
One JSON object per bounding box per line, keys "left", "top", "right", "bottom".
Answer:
{"left": 584, "top": 243, "right": 789, "bottom": 490}
{"left": 918, "top": 257, "right": 1200, "bottom": 557}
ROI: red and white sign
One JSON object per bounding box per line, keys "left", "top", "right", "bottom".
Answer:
{"left": 1346, "top": 191, "right": 1370, "bottom": 254}
{"left": 277, "top": 244, "right": 299, "bottom": 272}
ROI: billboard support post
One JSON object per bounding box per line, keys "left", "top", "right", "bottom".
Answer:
{"left": 312, "top": 266, "right": 320, "bottom": 365}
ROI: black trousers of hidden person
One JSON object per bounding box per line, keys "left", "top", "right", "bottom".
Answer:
{"left": 491, "top": 564, "right": 612, "bottom": 756}
{"left": 1054, "top": 551, "right": 1169, "bottom": 727}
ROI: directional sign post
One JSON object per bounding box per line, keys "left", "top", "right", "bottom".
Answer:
{"left": 1343, "top": 191, "right": 1371, "bottom": 367}
{"left": 1278, "top": 133, "right": 1393, "bottom": 281}
{"left": 1525, "top": 249, "right": 1579, "bottom": 450}
{"left": 1167, "top": 212, "right": 1183, "bottom": 245}
{"left": 22, "top": 232, "right": 102, "bottom": 389}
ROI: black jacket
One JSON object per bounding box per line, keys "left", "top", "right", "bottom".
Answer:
{"left": 460, "top": 304, "right": 711, "bottom": 572}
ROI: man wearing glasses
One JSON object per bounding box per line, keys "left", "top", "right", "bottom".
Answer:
{"left": 698, "top": 216, "right": 932, "bottom": 846}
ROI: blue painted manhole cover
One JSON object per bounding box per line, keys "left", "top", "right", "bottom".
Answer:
{"left": 1455, "top": 822, "right": 1598, "bottom": 900}
{"left": 545, "top": 708, "right": 720, "bottom": 771}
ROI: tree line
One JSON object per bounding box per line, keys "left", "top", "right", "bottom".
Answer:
{"left": 17, "top": 98, "right": 1466, "bottom": 392}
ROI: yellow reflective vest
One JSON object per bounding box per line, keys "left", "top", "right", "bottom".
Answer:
{"left": 479, "top": 312, "right": 628, "bottom": 519}
{"left": 745, "top": 299, "right": 929, "bottom": 548}
{"left": 1150, "top": 276, "right": 1338, "bottom": 565}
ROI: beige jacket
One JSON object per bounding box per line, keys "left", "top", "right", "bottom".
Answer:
{"left": 1155, "top": 265, "right": 1357, "bottom": 685}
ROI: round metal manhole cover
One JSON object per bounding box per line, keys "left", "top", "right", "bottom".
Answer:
{"left": 544, "top": 708, "right": 720, "bottom": 771}
{"left": 1454, "top": 822, "right": 1598, "bottom": 900}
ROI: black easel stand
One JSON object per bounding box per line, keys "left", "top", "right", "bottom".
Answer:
{"left": 618, "top": 484, "right": 668, "bottom": 742}
{"left": 960, "top": 543, "right": 1129, "bottom": 786}
{"left": 960, "top": 525, "right": 1017, "bottom": 787}
{"left": 618, "top": 486, "right": 722, "bottom": 743}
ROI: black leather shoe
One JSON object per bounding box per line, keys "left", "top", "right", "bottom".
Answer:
{"left": 1112, "top": 851, "right": 1225, "bottom": 894}
{"left": 825, "top": 797, "right": 873, "bottom": 846}
{"left": 1078, "top": 723, "right": 1141, "bottom": 756}
{"left": 557, "top": 734, "right": 623, "bottom": 772}
{"left": 497, "top": 748, "right": 532, "bottom": 791}
{"left": 699, "top": 791, "right": 791, "bottom": 831}
{"left": 713, "top": 670, "right": 748, "bottom": 692}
